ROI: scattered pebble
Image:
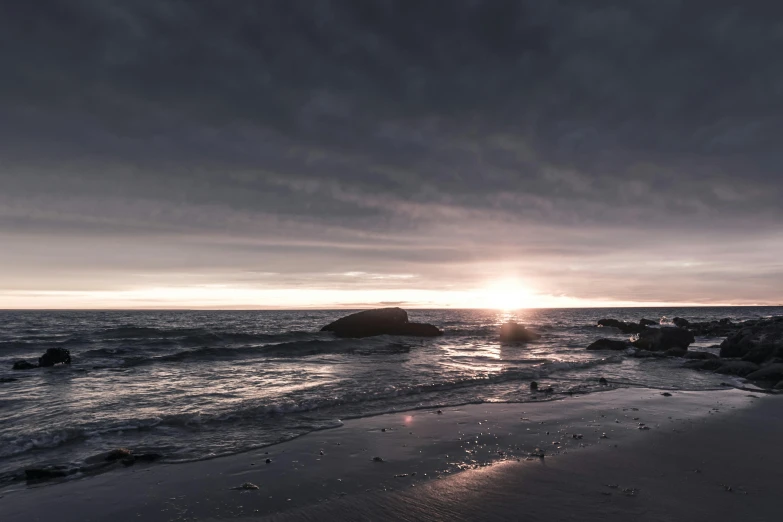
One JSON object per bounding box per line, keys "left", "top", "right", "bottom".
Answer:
{"left": 381, "top": 428, "right": 387, "bottom": 432}
{"left": 372, "top": 457, "right": 385, "bottom": 463}
{"left": 436, "top": 410, "right": 443, "bottom": 415}
{"left": 661, "top": 392, "right": 672, "bottom": 397}
{"left": 265, "top": 458, "right": 272, "bottom": 464}
{"left": 572, "top": 434, "right": 583, "bottom": 440}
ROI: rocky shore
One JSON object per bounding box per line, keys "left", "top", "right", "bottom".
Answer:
{"left": 589, "top": 315, "right": 783, "bottom": 389}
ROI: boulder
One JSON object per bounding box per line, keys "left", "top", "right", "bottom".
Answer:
{"left": 664, "top": 347, "right": 687, "bottom": 357}
{"left": 719, "top": 317, "right": 783, "bottom": 363}
{"left": 745, "top": 364, "right": 783, "bottom": 383}
{"left": 586, "top": 339, "right": 630, "bottom": 351}
{"left": 683, "top": 359, "right": 723, "bottom": 371}
{"left": 632, "top": 327, "right": 694, "bottom": 352}
{"left": 715, "top": 360, "right": 760, "bottom": 377}
{"left": 683, "top": 351, "right": 719, "bottom": 360}
{"left": 12, "top": 360, "right": 38, "bottom": 370}
{"left": 38, "top": 348, "right": 71, "bottom": 367}
{"left": 320, "top": 308, "right": 443, "bottom": 338}
{"left": 639, "top": 318, "right": 658, "bottom": 326}
{"left": 672, "top": 317, "right": 690, "bottom": 328}
{"left": 597, "top": 318, "right": 646, "bottom": 334}
{"left": 499, "top": 322, "right": 541, "bottom": 343}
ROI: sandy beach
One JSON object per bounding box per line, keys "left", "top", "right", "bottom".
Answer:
{"left": 3, "top": 387, "right": 780, "bottom": 521}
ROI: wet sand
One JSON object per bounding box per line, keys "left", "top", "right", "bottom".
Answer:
{"left": 2, "top": 388, "right": 781, "bottom": 521}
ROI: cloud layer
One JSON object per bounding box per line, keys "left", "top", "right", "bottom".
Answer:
{"left": 1, "top": 1, "right": 781, "bottom": 307}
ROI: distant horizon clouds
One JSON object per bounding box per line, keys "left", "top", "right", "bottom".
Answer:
{"left": 1, "top": 1, "right": 782, "bottom": 309}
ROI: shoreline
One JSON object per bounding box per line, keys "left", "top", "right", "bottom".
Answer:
{"left": 3, "top": 387, "right": 780, "bottom": 521}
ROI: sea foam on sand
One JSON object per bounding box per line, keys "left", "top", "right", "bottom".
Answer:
{"left": 2, "top": 388, "right": 781, "bottom": 522}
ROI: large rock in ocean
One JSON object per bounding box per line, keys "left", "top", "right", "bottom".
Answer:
{"left": 586, "top": 339, "right": 630, "bottom": 351}
{"left": 719, "top": 317, "right": 783, "bottom": 363}
{"left": 596, "top": 318, "right": 646, "bottom": 334}
{"left": 38, "top": 348, "right": 71, "bottom": 367}
{"left": 320, "top": 308, "right": 442, "bottom": 338}
{"left": 632, "top": 327, "right": 694, "bottom": 352}
{"left": 499, "top": 322, "right": 541, "bottom": 343}
{"left": 12, "top": 360, "right": 38, "bottom": 370}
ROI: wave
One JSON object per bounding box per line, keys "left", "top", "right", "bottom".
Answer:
{"left": 111, "top": 339, "right": 411, "bottom": 366}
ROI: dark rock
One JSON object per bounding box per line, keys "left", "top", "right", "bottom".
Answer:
{"left": 640, "top": 318, "right": 658, "bottom": 326}
{"left": 38, "top": 347, "right": 71, "bottom": 367}
{"left": 661, "top": 392, "right": 672, "bottom": 397}
{"left": 265, "top": 458, "right": 272, "bottom": 464}
{"left": 25, "top": 467, "right": 70, "bottom": 481}
{"left": 499, "top": 321, "right": 541, "bottom": 343}
{"left": 672, "top": 317, "right": 690, "bottom": 328}
{"left": 586, "top": 339, "right": 630, "bottom": 351}
{"left": 715, "top": 361, "right": 761, "bottom": 377}
{"left": 106, "top": 448, "right": 133, "bottom": 462}
{"left": 745, "top": 364, "right": 783, "bottom": 383}
{"left": 684, "top": 359, "right": 723, "bottom": 371}
{"left": 633, "top": 327, "right": 694, "bottom": 352}
{"left": 12, "top": 360, "right": 38, "bottom": 370}
{"left": 683, "top": 351, "right": 719, "bottom": 360}
{"left": 597, "top": 319, "right": 647, "bottom": 334}
{"left": 530, "top": 381, "right": 538, "bottom": 390}
{"left": 320, "top": 308, "right": 442, "bottom": 338}
{"left": 719, "top": 317, "right": 783, "bottom": 362}
{"left": 598, "top": 377, "right": 608, "bottom": 385}
{"left": 664, "top": 347, "right": 687, "bottom": 357}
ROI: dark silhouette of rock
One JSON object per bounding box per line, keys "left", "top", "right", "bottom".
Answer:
{"left": 530, "top": 381, "right": 538, "bottom": 390}
{"left": 12, "top": 360, "right": 37, "bottom": 370}
{"left": 683, "top": 359, "right": 723, "bottom": 371}
{"left": 640, "top": 318, "right": 658, "bottom": 326}
{"left": 597, "top": 319, "right": 647, "bottom": 334}
{"left": 106, "top": 448, "right": 133, "bottom": 462}
{"left": 320, "top": 308, "right": 442, "bottom": 338}
{"left": 719, "top": 317, "right": 783, "bottom": 363}
{"left": 745, "top": 364, "right": 783, "bottom": 383}
{"left": 586, "top": 339, "right": 629, "bottom": 351}
{"left": 632, "top": 327, "right": 694, "bottom": 352}
{"left": 683, "top": 351, "right": 719, "bottom": 360}
{"left": 672, "top": 317, "right": 690, "bottom": 328}
{"left": 715, "top": 360, "right": 760, "bottom": 377}
{"left": 499, "top": 321, "right": 541, "bottom": 343}
{"left": 38, "top": 347, "right": 71, "bottom": 367}
{"left": 598, "top": 377, "right": 608, "bottom": 385}
{"left": 664, "top": 347, "right": 687, "bottom": 357}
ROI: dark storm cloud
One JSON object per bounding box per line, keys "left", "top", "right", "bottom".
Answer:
{"left": 1, "top": 0, "right": 782, "bottom": 305}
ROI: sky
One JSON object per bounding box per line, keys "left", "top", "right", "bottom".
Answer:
{"left": 1, "top": 0, "right": 782, "bottom": 309}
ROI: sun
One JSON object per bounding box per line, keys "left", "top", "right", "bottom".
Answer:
{"left": 476, "top": 279, "right": 536, "bottom": 310}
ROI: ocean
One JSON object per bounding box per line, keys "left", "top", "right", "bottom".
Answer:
{"left": 1, "top": 306, "right": 780, "bottom": 485}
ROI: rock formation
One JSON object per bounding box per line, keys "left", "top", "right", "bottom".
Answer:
{"left": 320, "top": 308, "right": 443, "bottom": 338}
{"left": 499, "top": 321, "right": 541, "bottom": 343}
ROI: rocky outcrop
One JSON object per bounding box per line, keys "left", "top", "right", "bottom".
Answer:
{"left": 597, "top": 318, "right": 646, "bottom": 334}
{"left": 38, "top": 348, "right": 71, "bottom": 367}
{"left": 639, "top": 318, "right": 658, "bottom": 326}
{"left": 719, "top": 317, "right": 783, "bottom": 364}
{"left": 632, "top": 327, "right": 694, "bottom": 352}
{"left": 499, "top": 321, "right": 541, "bottom": 343}
{"left": 320, "top": 308, "right": 443, "bottom": 338}
{"left": 714, "top": 360, "right": 760, "bottom": 377}
{"left": 586, "top": 339, "right": 630, "bottom": 351}
{"left": 745, "top": 364, "right": 783, "bottom": 383}
{"left": 672, "top": 317, "right": 690, "bottom": 328}
{"left": 12, "top": 360, "right": 38, "bottom": 370}
{"left": 683, "top": 359, "right": 723, "bottom": 371}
